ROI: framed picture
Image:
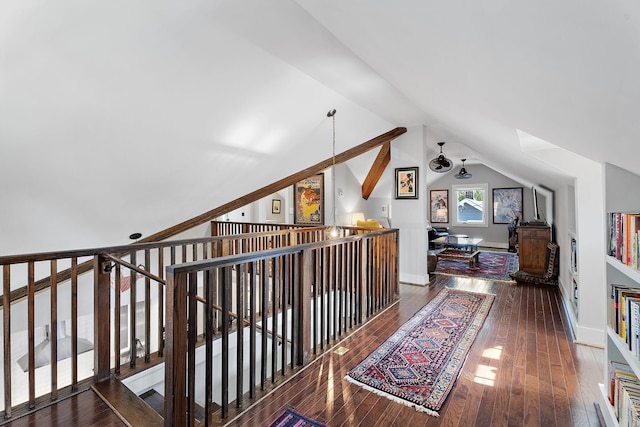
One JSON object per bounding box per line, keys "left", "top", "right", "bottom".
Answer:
{"left": 293, "top": 174, "right": 324, "bottom": 225}
{"left": 430, "top": 190, "right": 449, "bottom": 223}
{"left": 492, "top": 187, "right": 523, "bottom": 224}
{"left": 395, "top": 167, "right": 419, "bottom": 199}
{"left": 271, "top": 199, "right": 281, "bottom": 214}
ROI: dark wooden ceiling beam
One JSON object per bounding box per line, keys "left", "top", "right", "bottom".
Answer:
{"left": 361, "top": 142, "right": 391, "bottom": 200}
{"left": 140, "top": 126, "right": 406, "bottom": 243}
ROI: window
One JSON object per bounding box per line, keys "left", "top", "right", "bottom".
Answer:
{"left": 452, "top": 183, "right": 489, "bottom": 226}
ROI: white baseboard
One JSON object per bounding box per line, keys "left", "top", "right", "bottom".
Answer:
{"left": 479, "top": 241, "right": 508, "bottom": 249}
{"left": 399, "top": 273, "right": 430, "bottom": 286}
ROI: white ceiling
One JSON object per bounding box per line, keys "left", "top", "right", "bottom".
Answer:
{"left": 2, "top": 0, "right": 639, "bottom": 253}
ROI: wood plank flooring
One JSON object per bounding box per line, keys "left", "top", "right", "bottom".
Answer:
{"left": 228, "top": 274, "right": 604, "bottom": 427}
{"left": 0, "top": 274, "right": 603, "bottom": 427}
{"left": 0, "top": 389, "right": 126, "bottom": 427}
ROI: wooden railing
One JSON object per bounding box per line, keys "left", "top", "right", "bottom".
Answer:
{"left": 0, "top": 224, "right": 398, "bottom": 425}
{"left": 164, "top": 228, "right": 398, "bottom": 426}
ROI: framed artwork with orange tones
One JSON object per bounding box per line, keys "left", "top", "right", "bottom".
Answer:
{"left": 395, "top": 167, "right": 419, "bottom": 199}
{"left": 293, "top": 174, "right": 324, "bottom": 225}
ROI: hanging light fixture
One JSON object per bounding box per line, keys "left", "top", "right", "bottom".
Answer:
{"left": 454, "top": 158, "right": 473, "bottom": 179}
{"left": 325, "top": 109, "right": 340, "bottom": 239}
{"left": 428, "top": 142, "right": 453, "bottom": 173}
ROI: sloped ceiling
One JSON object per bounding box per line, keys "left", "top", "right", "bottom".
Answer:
{"left": 1, "top": 0, "right": 639, "bottom": 254}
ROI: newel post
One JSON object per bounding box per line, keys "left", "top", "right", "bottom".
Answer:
{"left": 94, "top": 254, "right": 111, "bottom": 383}
{"left": 296, "top": 249, "right": 312, "bottom": 366}
{"left": 164, "top": 268, "right": 188, "bottom": 427}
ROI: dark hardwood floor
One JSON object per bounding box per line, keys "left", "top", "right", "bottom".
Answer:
{"left": 229, "top": 275, "right": 604, "bottom": 427}
{"left": 1, "top": 274, "right": 603, "bottom": 427}
{"left": 1, "top": 389, "right": 126, "bottom": 427}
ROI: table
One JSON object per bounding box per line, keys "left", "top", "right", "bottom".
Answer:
{"left": 431, "top": 236, "right": 483, "bottom": 268}
{"left": 431, "top": 236, "right": 482, "bottom": 252}
{"left": 436, "top": 248, "right": 481, "bottom": 267}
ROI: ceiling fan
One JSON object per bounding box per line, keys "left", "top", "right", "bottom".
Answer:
{"left": 454, "top": 158, "right": 473, "bottom": 179}
{"left": 428, "top": 142, "right": 452, "bottom": 173}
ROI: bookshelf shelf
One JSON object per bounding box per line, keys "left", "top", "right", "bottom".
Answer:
{"left": 599, "top": 383, "right": 619, "bottom": 427}
{"left": 607, "top": 327, "right": 640, "bottom": 376}
{"left": 607, "top": 256, "right": 640, "bottom": 284}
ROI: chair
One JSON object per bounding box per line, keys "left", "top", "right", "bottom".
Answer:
{"left": 428, "top": 226, "right": 450, "bottom": 249}
{"left": 510, "top": 242, "right": 559, "bottom": 285}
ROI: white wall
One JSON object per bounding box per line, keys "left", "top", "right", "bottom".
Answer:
{"left": 428, "top": 164, "right": 537, "bottom": 248}
{"left": 391, "top": 125, "right": 429, "bottom": 285}
{"left": 528, "top": 147, "right": 605, "bottom": 346}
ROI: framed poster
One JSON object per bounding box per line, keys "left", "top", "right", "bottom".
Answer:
{"left": 395, "top": 167, "right": 419, "bottom": 199}
{"left": 430, "top": 189, "right": 449, "bottom": 223}
{"left": 492, "top": 187, "right": 523, "bottom": 224}
{"left": 271, "top": 199, "right": 281, "bottom": 214}
{"left": 293, "top": 174, "right": 324, "bottom": 225}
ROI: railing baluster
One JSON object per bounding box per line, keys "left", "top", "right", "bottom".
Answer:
{"left": 271, "top": 257, "right": 279, "bottom": 383}
{"left": 204, "top": 268, "right": 214, "bottom": 427}
{"left": 50, "top": 259, "right": 58, "bottom": 401}
{"left": 114, "top": 264, "right": 122, "bottom": 374}
{"left": 221, "top": 266, "right": 230, "bottom": 418}
{"left": 71, "top": 257, "right": 78, "bottom": 390}
{"left": 281, "top": 255, "right": 289, "bottom": 375}
{"left": 187, "top": 272, "right": 197, "bottom": 426}
{"left": 27, "top": 261, "right": 35, "bottom": 408}
{"left": 3, "top": 265, "right": 12, "bottom": 418}
{"left": 262, "top": 258, "right": 269, "bottom": 387}
{"left": 249, "top": 261, "right": 257, "bottom": 399}
{"left": 129, "top": 251, "right": 136, "bottom": 368}
{"left": 145, "top": 249, "right": 151, "bottom": 362}
{"left": 236, "top": 264, "right": 244, "bottom": 407}
{"left": 158, "top": 248, "right": 164, "bottom": 358}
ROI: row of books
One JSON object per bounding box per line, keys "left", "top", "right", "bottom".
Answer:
{"left": 611, "top": 284, "right": 640, "bottom": 357}
{"left": 609, "top": 212, "right": 640, "bottom": 270}
{"left": 609, "top": 361, "right": 640, "bottom": 426}
{"left": 570, "top": 236, "right": 578, "bottom": 273}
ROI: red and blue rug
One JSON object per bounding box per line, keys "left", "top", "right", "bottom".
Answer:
{"left": 435, "top": 250, "right": 518, "bottom": 281}
{"left": 267, "top": 408, "right": 327, "bottom": 427}
{"left": 345, "top": 287, "right": 495, "bottom": 416}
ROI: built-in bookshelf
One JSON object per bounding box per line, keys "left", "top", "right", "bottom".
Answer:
{"left": 569, "top": 232, "right": 578, "bottom": 314}
{"left": 599, "top": 163, "right": 640, "bottom": 427}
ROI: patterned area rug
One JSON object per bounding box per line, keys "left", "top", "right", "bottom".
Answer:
{"left": 345, "top": 288, "right": 495, "bottom": 416}
{"left": 435, "top": 250, "right": 518, "bottom": 281}
{"left": 267, "top": 408, "right": 327, "bottom": 427}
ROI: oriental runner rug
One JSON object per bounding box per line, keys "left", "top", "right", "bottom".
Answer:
{"left": 345, "top": 287, "right": 495, "bottom": 416}
{"left": 435, "top": 250, "right": 518, "bottom": 282}
{"left": 267, "top": 408, "right": 327, "bottom": 427}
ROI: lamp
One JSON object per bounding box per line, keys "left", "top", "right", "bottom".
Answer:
{"left": 325, "top": 109, "right": 340, "bottom": 239}
{"left": 351, "top": 212, "right": 365, "bottom": 226}
{"left": 454, "top": 158, "right": 472, "bottom": 179}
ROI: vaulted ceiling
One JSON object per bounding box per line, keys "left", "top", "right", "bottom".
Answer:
{"left": 2, "top": 0, "right": 639, "bottom": 254}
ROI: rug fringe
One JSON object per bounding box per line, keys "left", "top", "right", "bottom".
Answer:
{"left": 344, "top": 375, "right": 440, "bottom": 417}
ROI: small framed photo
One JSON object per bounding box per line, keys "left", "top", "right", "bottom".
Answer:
{"left": 430, "top": 190, "right": 449, "bottom": 223}
{"left": 272, "top": 199, "right": 281, "bottom": 214}
{"left": 395, "top": 167, "right": 419, "bottom": 199}
{"left": 293, "top": 174, "right": 324, "bottom": 225}
{"left": 492, "top": 187, "right": 523, "bottom": 224}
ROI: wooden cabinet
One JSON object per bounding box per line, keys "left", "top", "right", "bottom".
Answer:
{"left": 517, "top": 225, "right": 551, "bottom": 275}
